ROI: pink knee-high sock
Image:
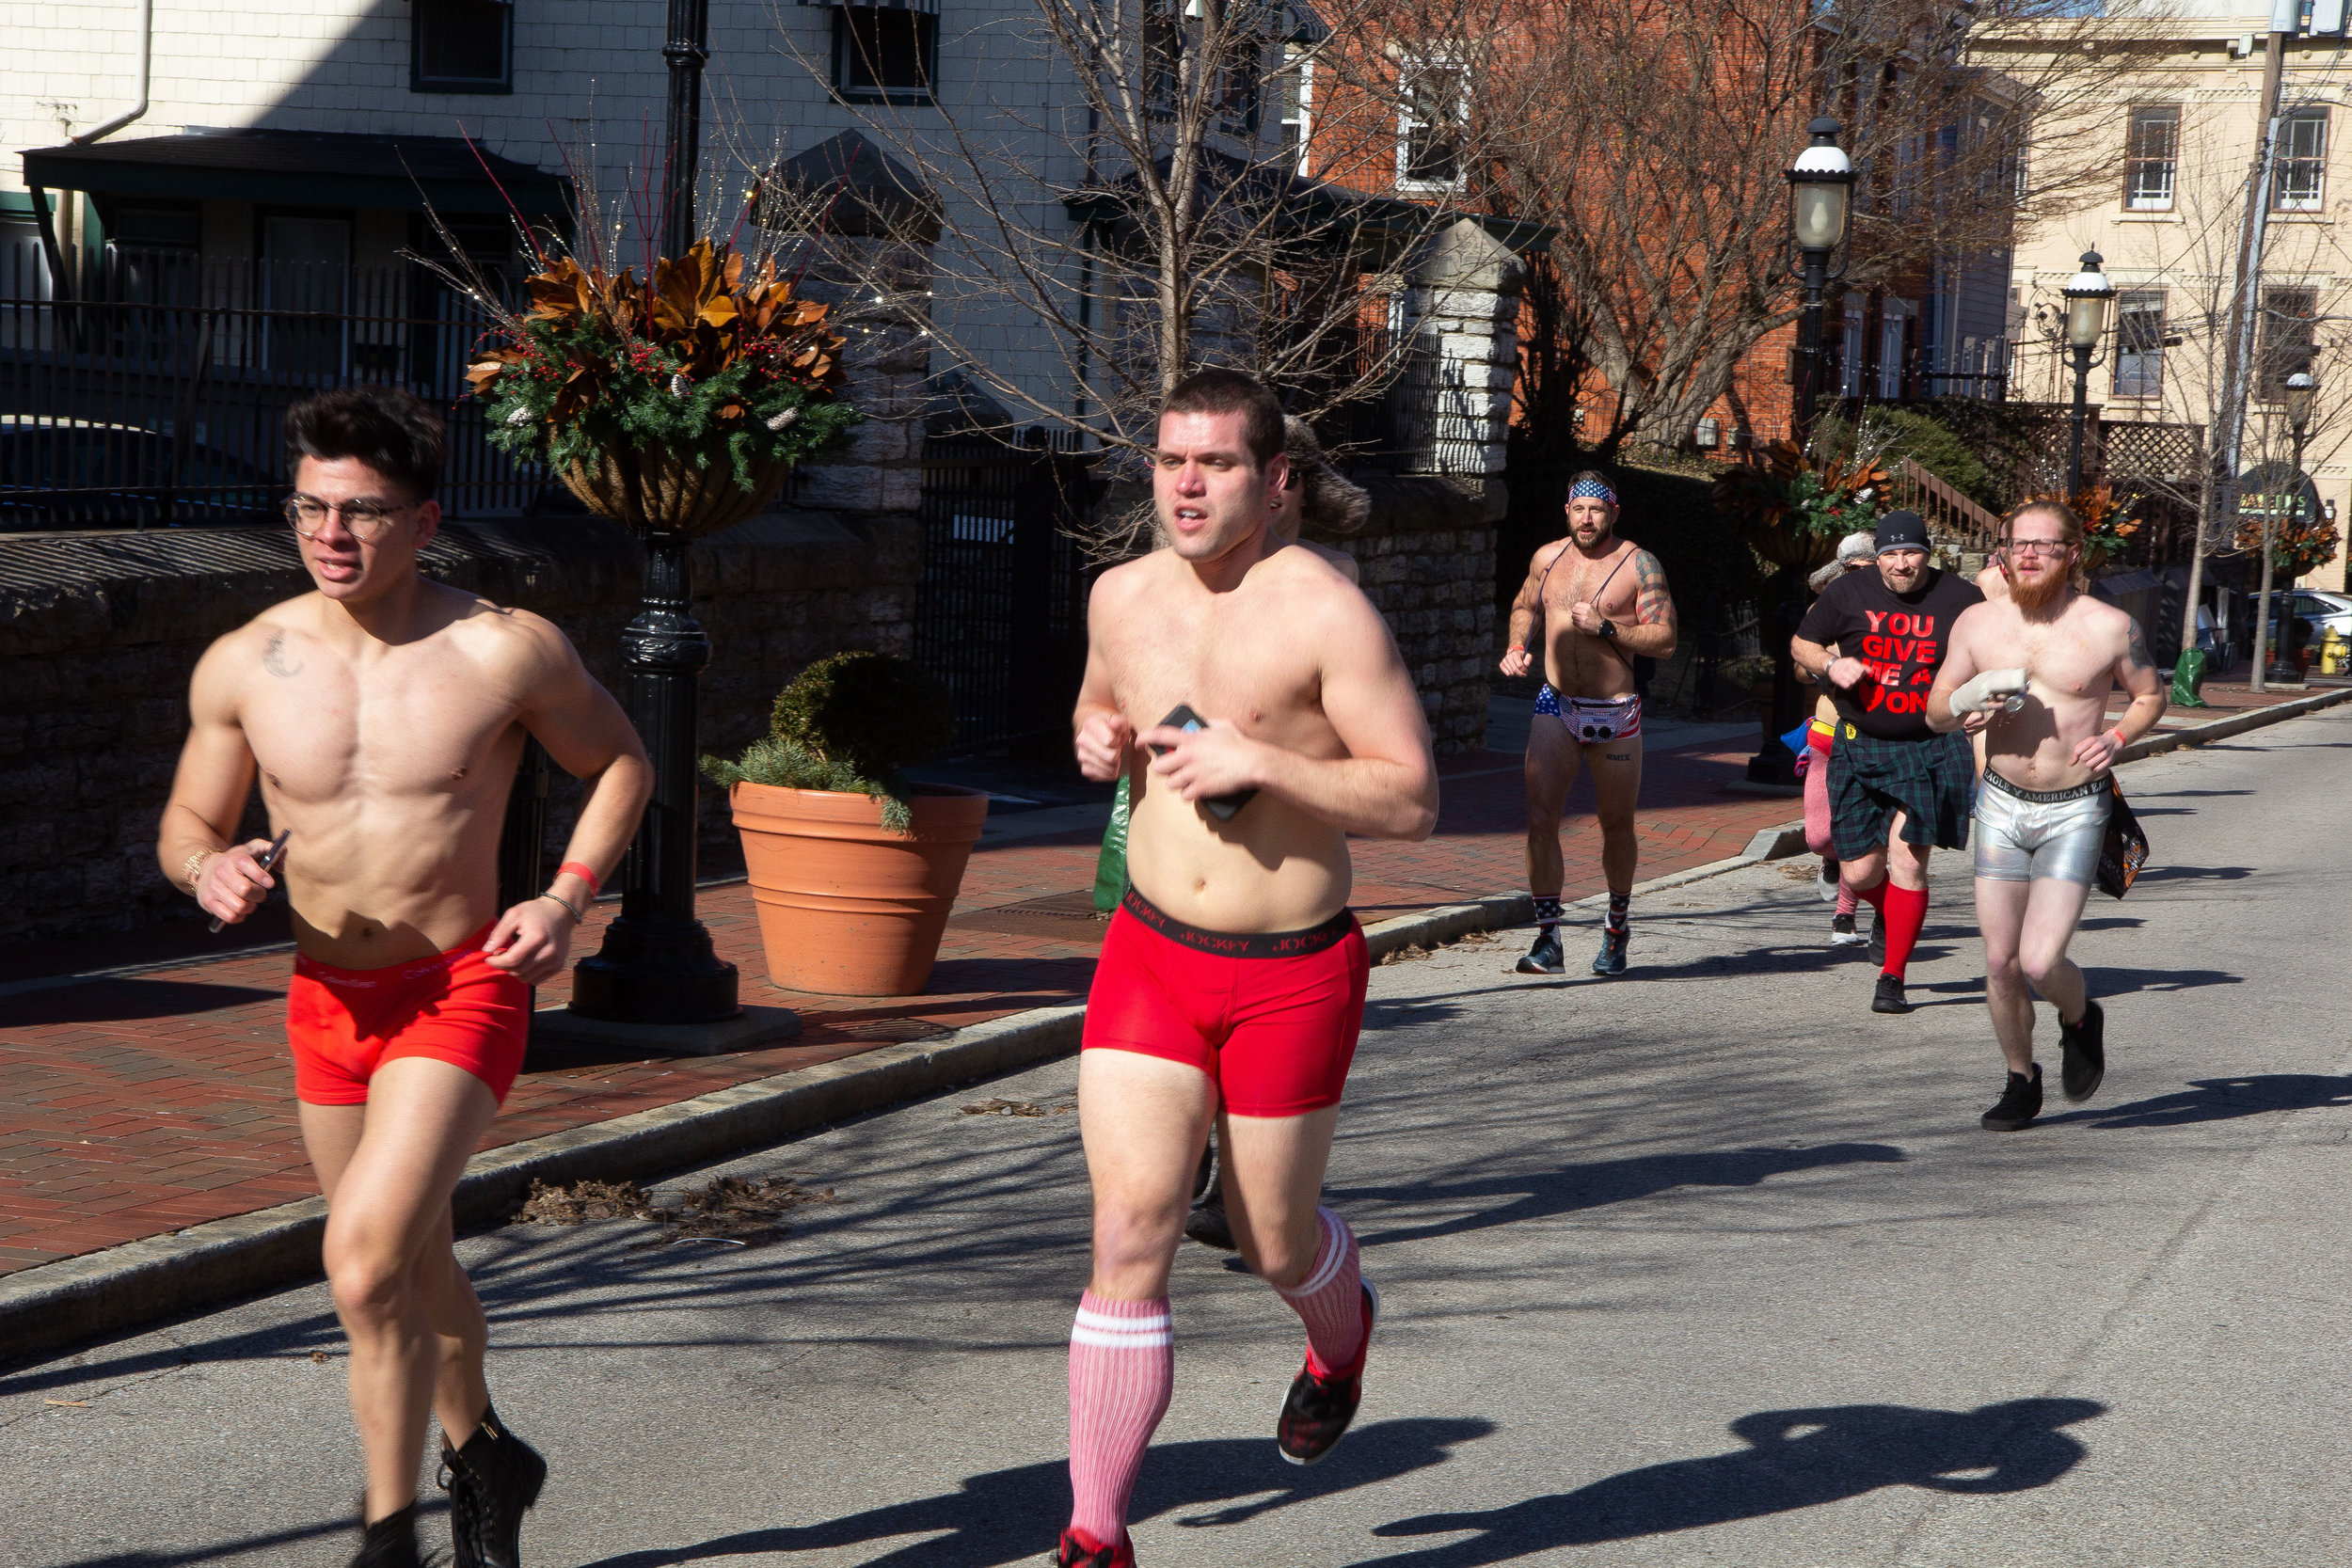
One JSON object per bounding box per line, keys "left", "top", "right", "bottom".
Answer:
{"left": 1836, "top": 882, "right": 1859, "bottom": 918}
{"left": 1273, "top": 1208, "right": 1367, "bottom": 1377}
{"left": 1880, "top": 882, "right": 1929, "bottom": 978}
{"left": 1068, "top": 1291, "right": 1172, "bottom": 1548}
{"left": 1803, "top": 752, "right": 1834, "bottom": 856}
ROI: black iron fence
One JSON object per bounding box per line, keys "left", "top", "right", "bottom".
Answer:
{"left": 0, "top": 244, "right": 545, "bottom": 531}
{"left": 914, "top": 427, "right": 1099, "bottom": 752}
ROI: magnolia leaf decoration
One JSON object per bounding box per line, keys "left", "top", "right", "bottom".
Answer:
{"left": 467, "top": 238, "right": 858, "bottom": 493}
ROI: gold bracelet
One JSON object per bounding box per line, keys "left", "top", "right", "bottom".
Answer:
{"left": 181, "top": 848, "right": 217, "bottom": 897}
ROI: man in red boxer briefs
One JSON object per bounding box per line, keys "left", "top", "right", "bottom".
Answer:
{"left": 1062, "top": 369, "right": 1438, "bottom": 1567}
{"left": 157, "top": 388, "right": 650, "bottom": 1568}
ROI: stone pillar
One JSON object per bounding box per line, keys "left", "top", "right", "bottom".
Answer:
{"left": 1396, "top": 217, "right": 1527, "bottom": 487}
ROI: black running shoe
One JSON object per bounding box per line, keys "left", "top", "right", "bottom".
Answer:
{"left": 1592, "top": 925, "right": 1629, "bottom": 976}
{"left": 1981, "top": 1065, "right": 2044, "bottom": 1131}
{"left": 1868, "top": 918, "right": 1885, "bottom": 967}
{"left": 440, "top": 1403, "right": 548, "bottom": 1568}
{"left": 1870, "top": 974, "right": 1910, "bottom": 1014}
{"left": 2059, "top": 1000, "right": 2106, "bottom": 1103}
{"left": 1517, "top": 928, "right": 1565, "bottom": 974}
{"left": 1817, "top": 860, "right": 1841, "bottom": 902}
{"left": 1277, "top": 1281, "right": 1379, "bottom": 1465}
{"left": 350, "top": 1504, "right": 421, "bottom": 1568}
{"left": 1184, "top": 1191, "right": 1237, "bottom": 1251}
{"left": 1829, "top": 912, "right": 1867, "bottom": 948}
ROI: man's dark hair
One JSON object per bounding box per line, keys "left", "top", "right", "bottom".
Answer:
{"left": 283, "top": 387, "right": 446, "bottom": 500}
{"left": 1160, "top": 368, "right": 1285, "bottom": 468}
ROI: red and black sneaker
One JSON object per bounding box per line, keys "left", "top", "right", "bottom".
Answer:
{"left": 1057, "top": 1526, "right": 1136, "bottom": 1566}
{"left": 1276, "top": 1279, "right": 1380, "bottom": 1466}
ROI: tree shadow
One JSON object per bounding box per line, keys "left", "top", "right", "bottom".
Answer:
{"left": 1, "top": 977, "right": 280, "bottom": 1027}
{"left": 56, "top": 1500, "right": 446, "bottom": 1567}
{"left": 2125, "top": 788, "right": 2250, "bottom": 798}
{"left": 2044, "top": 1073, "right": 2352, "bottom": 1130}
{"left": 2076, "top": 965, "right": 2241, "bottom": 997}
{"left": 2128, "top": 864, "right": 2253, "bottom": 884}
{"left": 1361, "top": 1398, "right": 2105, "bottom": 1563}
{"left": 1341, "top": 1144, "right": 1905, "bottom": 1247}
{"left": 576, "top": 1418, "right": 1494, "bottom": 1568}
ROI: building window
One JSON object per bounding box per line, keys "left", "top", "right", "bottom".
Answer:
{"left": 1695, "top": 418, "right": 1720, "bottom": 449}
{"left": 1146, "top": 0, "right": 1182, "bottom": 112}
{"left": 1397, "top": 58, "right": 1466, "bottom": 189}
{"left": 2259, "top": 286, "right": 2318, "bottom": 398}
{"left": 1279, "top": 48, "right": 1313, "bottom": 171}
{"left": 412, "top": 0, "right": 514, "bottom": 94}
{"left": 2275, "top": 107, "right": 2328, "bottom": 212}
{"left": 2114, "top": 289, "right": 2166, "bottom": 399}
{"left": 2123, "top": 104, "right": 2179, "bottom": 212}
{"left": 834, "top": 5, "right": 936, "bottom": 104}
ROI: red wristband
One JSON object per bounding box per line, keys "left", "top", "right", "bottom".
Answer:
{"left": 558, "top": 861, "right": 603, "bottom": 898}
{"left": 2106, "top": 726, "right": 2127, "bottom": 752}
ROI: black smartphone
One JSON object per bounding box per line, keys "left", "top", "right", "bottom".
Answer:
{"left": 1153, "top": 705, "right": 1257, "bottom": 822}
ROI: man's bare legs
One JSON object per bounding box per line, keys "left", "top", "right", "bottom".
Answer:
{"left": 1976, "top": 875, "right": 2095, "bottom": 1075}
{"left": 1587, "top": 738, "right": 1643, "bottom": 899}
{"left": 1079, "top": 1050, "right": 1216, "bottom": 1302}
{"left": 300, "top": 1058, "right": 499, "bottom": 1525}
{"left": 1521, "top": 720, "right": 1577, "bottom": 903}
{"left": 1840, "top": 808, "right": 1931, "bottom": 898}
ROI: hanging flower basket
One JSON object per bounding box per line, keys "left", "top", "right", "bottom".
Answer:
{"left": 465, "top": 240, "right": 859, "bottom": 537}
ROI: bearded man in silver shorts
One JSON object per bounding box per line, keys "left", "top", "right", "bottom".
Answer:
{"left": 1928, "top": 500, "right": 2167, "bottom": 1132}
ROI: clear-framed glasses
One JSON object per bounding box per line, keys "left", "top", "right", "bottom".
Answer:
{"left": 283, "top": 496, "right": 415, "bottom": 545}
{"left": 2001, "top": 538, "right": 2075, "bottom": 559}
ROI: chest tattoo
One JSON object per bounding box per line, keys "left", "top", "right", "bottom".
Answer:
{"left": 262, "top": 632, "right": 303, "bottom": 679}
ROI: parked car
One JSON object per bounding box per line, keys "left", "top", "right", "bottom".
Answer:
{"left": 2256, "top": 589, "right": 2352, "bottom": 641}
{"left": 0, "top": 416, "right": 278, "bottom": 531}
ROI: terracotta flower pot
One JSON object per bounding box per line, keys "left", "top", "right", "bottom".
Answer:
{"left": 730, "top": 780, "right": 991, "bottom": 996}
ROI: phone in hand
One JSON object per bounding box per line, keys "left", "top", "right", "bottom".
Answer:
{"left": 1154, "top": 705, "right": 1257, "bottom": 822}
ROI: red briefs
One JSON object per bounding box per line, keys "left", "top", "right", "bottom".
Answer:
{"left": 1081, "top": 889, "right": 1369, "bottom": 1117}
{"left": 287, "top": 921, "right": 531, "bottom": 1106}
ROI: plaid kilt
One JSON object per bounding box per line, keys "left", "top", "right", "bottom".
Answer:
{"left": 1827, "top": 725, "right": 1974, "bottom": 856}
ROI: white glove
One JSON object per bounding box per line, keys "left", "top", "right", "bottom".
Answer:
{"left": 1950, "top": 667, "right": 2029, "bottom": 717}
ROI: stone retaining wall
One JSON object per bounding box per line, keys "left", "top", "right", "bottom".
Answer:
{"left": 1334, "top": 475, "right": 1499, "bottom": 755}
{"left": 0, "top": 511, "right": 918, "bottom": 942}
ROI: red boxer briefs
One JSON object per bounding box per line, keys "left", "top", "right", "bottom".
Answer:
{"left": 287, "top": 920, "right": 532, "bottom": 1106}
{"left": 1081, "top": 889, "right": 1369, "bottom": 1117}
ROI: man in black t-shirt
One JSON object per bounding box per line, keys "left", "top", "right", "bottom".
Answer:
{"left": 1791, "top": 511, "right": 1985, "bottom": 1015}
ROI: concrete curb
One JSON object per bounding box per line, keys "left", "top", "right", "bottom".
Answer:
{"left": 0, "top": 816, "right": 1809, "bottom": 1366}
{"left": 2118, "top": 683, "right": 2352, "bottom": 763}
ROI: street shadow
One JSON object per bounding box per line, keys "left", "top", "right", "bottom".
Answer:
{"left": 2129, "top": 864, "right": 2253, "bottom": 884}
{"left": 2125, "top": 806, "right": 2199, "bottom": 816}
{"left": 2077, "top": 965, "right": 2240, "bottom": 998}
{"left": 55, "top": 1499, "right": 446, "bottom": 1567}
{"left": 2046, "top": 1073, "right": 2352, "bottom": 1130}
{"left": 575, "top": 1418, "right": 1494, "bottom": 1568}
{"left": 0, "top": 977, "right": 281, "bottom": 1027}
{"left": 2127, "top": 787, "right": 2251, "bottom": 798}
{"left": 1342, "top": 1144, "right": 1905, "bottom": 1247}
{"left": 1360, "top": 1398, "right": 2104, "bottom": 1563}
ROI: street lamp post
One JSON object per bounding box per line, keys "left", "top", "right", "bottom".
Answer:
{"left": 2251, "top": 368, "right": 2316, "bottom": 690}
{"left": 2062, "top": 252, "right": 2114, "bottom": 498}
{"left": 566, "top": 0, "right": 739, "bottom": 1024}
{"left": 1748, "top": 118, "right": 1852, "bottom": 787}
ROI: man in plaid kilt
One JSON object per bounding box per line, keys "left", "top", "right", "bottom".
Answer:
{"left": 1790, "top": 512, "right": 1986, "bottom": 1014}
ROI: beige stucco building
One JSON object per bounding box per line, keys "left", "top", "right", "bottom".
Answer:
{"left": 1987, "top": 2, "right": 2352, "bottom": 593}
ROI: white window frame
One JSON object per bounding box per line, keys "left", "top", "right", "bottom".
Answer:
{"left": 2114, "top": 289, "right": 2166, "bottom": 399}
{"left": 1395, "top": 52, "right": 1469, "bottom": 193}
{"left": 2124, "top": 104, "right": 2180, "bottom": 213}
{"left": 2275, "top": 107, "right": 2328, "bottom": 213}
{"left": 1279, "top": 46, "right": 1314, "bottom": 174}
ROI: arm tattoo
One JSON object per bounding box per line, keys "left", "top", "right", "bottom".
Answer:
{"left": 2122, "top": 617, "right": 2151, "bottom": 673}
{"left": 1632, "top": 550, "right": 1677, "bottom": 629}
{"left": 262, "top": 631, "right": 303, "bottom": 679}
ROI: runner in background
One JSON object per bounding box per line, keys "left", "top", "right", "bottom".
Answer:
{"left": 1800, "top": 532, "right": 1877, "bottom": 947}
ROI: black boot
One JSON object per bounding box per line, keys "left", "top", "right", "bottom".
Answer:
{"left": 439, "top": 1403, "right": 548, "bottom": 1568}
{"left": 349, "top": 1501, "right": 421, "bottom": 1568}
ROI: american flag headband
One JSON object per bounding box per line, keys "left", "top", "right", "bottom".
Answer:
{"left": 1568, "top": 479, "right": 1618, "bottom": 506}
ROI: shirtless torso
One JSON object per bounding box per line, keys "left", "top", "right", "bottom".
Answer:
{"left": 1940, "top": 592, "right": 2163, "bottom": 791}
{"left": 1512, "top": 535, "right": 1658, "bottom": 700}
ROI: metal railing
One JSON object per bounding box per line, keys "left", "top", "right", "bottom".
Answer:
{"left": 1889, "top": 456, "right": 2002, "bottom": 555}
{"left": 0, "top": 244, "right": 548, "bottom": 531}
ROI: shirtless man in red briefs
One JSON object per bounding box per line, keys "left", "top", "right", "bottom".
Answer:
{"left": 1060, "top": 369, "right": 1438, "bottom": 1566}
{"left": 157, "top": 388, "right": 650, "bottom": 1568}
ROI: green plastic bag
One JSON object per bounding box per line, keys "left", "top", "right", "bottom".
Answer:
{"left": 1092, "top": 773, "right": 1132, "bottom": 912}
{"left": 2169, "top": 646, "right": 2210, "bottom": 708}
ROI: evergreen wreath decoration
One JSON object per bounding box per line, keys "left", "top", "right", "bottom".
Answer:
{"left": 464, "top": 239, "right": 860, "bottom": 515}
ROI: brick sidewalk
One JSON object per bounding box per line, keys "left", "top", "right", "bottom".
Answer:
{"left": 4, "top": 682, "right": 2332, "bottom": 1282}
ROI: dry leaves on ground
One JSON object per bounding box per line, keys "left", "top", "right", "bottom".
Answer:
{"left": 1378, "top": 944, "right": 1434, "bottom": 965}
{"left": 512, "top": 1174, "right": 834, "bottom": 1250}
{"left": 961, "top": 1097, "right": 1071, "bottom": 1117}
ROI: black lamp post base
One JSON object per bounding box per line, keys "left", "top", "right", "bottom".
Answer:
{"left": 570, "top": 917, "right": 740, "bottom": 1024}
{"left": 1744, "top": 750, "right": 1801, "bottom": 787}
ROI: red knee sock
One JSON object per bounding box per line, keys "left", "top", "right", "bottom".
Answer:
{"left": 1879, "top": 883, "right": 1929, "bottom": 978}
{"left": 1851, "top": 878, "right": 1888, "bottom": 913}
{"left": 1272, "top": 1207, "right": 1367, "bottom": 1377}
{"left": 1068, "top": 1291, "right": 1173, "bottom": 1548}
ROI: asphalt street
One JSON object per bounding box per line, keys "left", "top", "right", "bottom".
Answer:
{"left": 8, "top": 704, "right": 2352, "bottom": 1567}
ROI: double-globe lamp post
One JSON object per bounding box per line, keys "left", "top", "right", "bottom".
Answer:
{"left": 1749, "top": 117, "right": 1852, "bottom": 786}
{"left": 2253, "top": 369, "right": 2316, "bottom": 689}
{"left": 2062, "top": 251, "right": 2115, "bottom": 498}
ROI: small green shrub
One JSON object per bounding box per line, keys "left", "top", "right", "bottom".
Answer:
{"left": 771, "top": 652, "right": 956, "bottom": 780}
{"left": 702, "top": 652, "right": 956, "bottom": 836}
{"left": 1867, "top": 407, "right": 1995, "bottom": 510}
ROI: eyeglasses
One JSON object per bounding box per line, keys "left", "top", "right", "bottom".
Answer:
{"left": 283, "top": 496, "right": 417, "bottom": 544}
{"left": 2001, "top": 538, "right": 2075, "bottom": 558}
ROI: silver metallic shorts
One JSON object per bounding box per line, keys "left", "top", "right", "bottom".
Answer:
{"left": 1973, "top": 770, "right": 2111, "bottom": 884}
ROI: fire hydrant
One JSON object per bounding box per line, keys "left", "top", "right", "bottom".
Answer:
{"left": 2323, "top": 626, "right": 2349, "bottom": 677}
